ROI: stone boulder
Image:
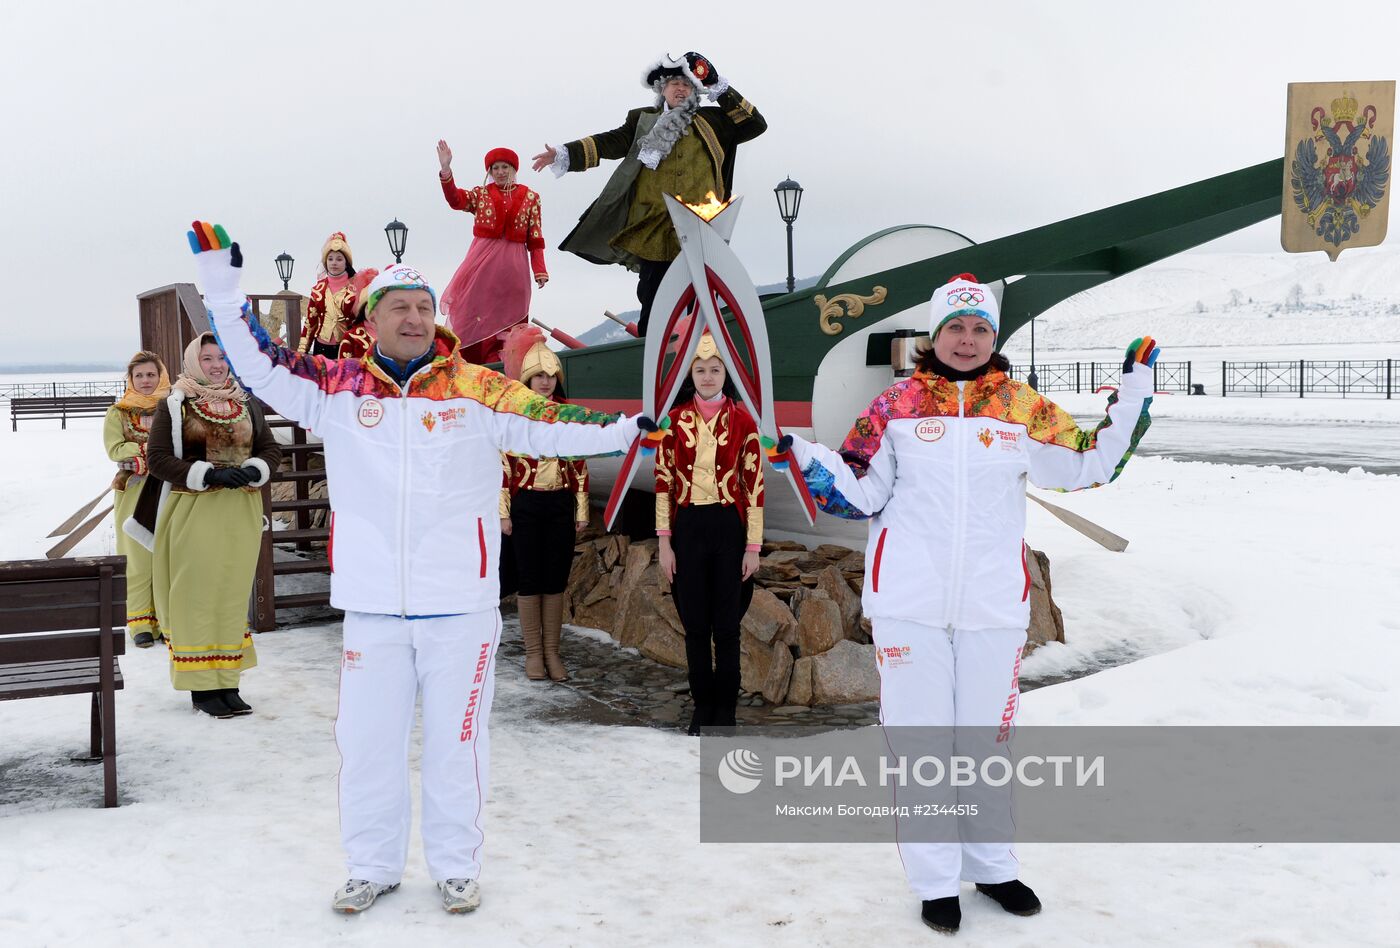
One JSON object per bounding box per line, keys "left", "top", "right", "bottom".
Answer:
{"left": 796, "top": 594, "right": 844, "bottom": 656}
{"left": 638, "top": 621, "right": 687, "bottom": 669}
{"left": 762, "top": 642, "right": 795, "bottom": 705}
{"left": 740, "top": 587, "right": 797, "bottom": 647}
{"left": 787, "top": 656, "right": 815, "bottom": 706}
{"left": 1025, "top": 547, "right": 1066, "bottom": 653}
{"left": 815, "top": 566, "right": 862, "bottom": 639}
{"left": 810, "top": 639, "right": 880, "bottom": 705}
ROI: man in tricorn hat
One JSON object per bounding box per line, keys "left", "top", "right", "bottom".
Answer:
{"left": 531, "top": 52, "right": 766, "bottom": 334}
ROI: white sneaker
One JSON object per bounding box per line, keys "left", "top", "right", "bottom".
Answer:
{"left": 331, "top": 879, "right": 399, "bottom": 914}
{"left": 437, "top": 878, "right": 481, "bottom": 914}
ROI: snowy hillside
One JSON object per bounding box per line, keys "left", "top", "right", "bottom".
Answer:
{"left": 1016, "top": 246, "right": 1400, "bottom": 353}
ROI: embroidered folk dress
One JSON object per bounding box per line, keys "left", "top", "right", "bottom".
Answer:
{"left": 438, "top": 175, "right": 548, "bottom": 359}
{"left": 104, "top": 404, "right": 159, "bottom": 640}
{"left": 146, "top": 393, "right": 281, "bottom": 691}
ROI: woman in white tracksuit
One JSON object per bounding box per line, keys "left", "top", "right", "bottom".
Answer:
{"left": 788, "top": 273, "right": 1158, "bottom": 936}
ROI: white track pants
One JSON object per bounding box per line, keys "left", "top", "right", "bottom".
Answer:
{"left": 873, "top": 618, "right": 1027, "bottom": 900}
{"left": 335, "top": 610, "right": 501, "bottom": 885}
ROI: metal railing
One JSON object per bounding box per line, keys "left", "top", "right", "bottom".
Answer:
{"left": 1220, "top": 359, "right": 1394, "bottom": 398}
{"left": 1010, "top": 359, "right": 1394, "bottom": 398}
{"left": 0, "top": 380, "right": 124, "bottom": 403}
{"left": 1008, "top": 361, "right": 1191, "bottom": 394}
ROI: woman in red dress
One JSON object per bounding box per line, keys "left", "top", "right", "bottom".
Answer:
{"left": 436, "top": 142, "right": 548, "bottom": 364}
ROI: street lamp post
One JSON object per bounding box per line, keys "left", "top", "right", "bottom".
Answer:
{"left": 384, "top": 218, "right": 409, "bottom": 263}
{"left": 1027, "top": 316, "right": 1045, "bottom": 390}
{"left": 773, "top": 177, "right": 804, "bottom": 293}
{"left": 274, "top": 252, "right": 294, "bottom": 291}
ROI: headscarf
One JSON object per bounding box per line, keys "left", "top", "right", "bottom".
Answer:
{"left": 114, "top": 351, "right": 171, "bottom": 411}
{"left": 173, "top": 332, "right": 249, "bottom": 409}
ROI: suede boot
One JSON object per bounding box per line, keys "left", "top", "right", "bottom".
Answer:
{"left": 518, "top": 594, "right": 545, "bottom": 680}
{"left": 540, "top": 592, "right": 568, "bottom": 682}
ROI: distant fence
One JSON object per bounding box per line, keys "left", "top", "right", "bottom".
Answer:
{"left": 1008, "top": 361, "right": 1193, "bottom": 394}
{"left": 0, "top": 380, "right": 124, "bottom": 403}
{"left": 1011, "top": 359, "right": 1395, "bottom": 398}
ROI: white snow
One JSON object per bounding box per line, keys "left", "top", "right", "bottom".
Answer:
{"left": 2, "top": 414, "right": 1398, "bottom": 945}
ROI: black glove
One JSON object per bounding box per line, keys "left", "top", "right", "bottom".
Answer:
{"left": 637, "top": 415, "right": 659, "bottom": 433}
{"left": 684, "top": 52, "right": 720, "bottom": 87}
{"left": 775, "top": 434, "right": 793, "bottom": 454}
{"left": 205, "top": 466, "right": 253, "bottom": 488}
{"left": 239, "top": 463, "right": 263, "bottom": 485}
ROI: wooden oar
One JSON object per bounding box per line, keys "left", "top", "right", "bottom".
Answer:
{"left": 45, "top": 504, "right": 113, "bottom": 559}
{"left": 1027, "top": 492, "right": 1129, "bottom": 552}
{"left": 47, "top": 486, "right": 112, "bottom": 537}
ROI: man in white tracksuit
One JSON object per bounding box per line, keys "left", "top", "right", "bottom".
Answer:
{"left": 187, "top": 222, "right": 645, "bottom": 916}
{"left": 788, "top": 273, "right": 1158, "bottom": 935}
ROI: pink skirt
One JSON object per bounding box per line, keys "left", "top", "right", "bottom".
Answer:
{"left": 441, "top": 236, "right": 532, "bottom": 348}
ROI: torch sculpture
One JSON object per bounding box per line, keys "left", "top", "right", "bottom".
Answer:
{"left": 604, "top": 193, "right": 817, "bottom": 529}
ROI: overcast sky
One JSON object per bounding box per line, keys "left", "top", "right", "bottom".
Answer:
{"left": 3, "top": 0, "right": 1397, "bottom": 364}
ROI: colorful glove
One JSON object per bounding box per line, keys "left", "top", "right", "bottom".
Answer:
{"left": 1122, "top": 336, "right": 1159, "bottom": 374}
{"left": 637, "top": 415, "right": 670, "bottom": 456}
{"left": 760, "top": 434, "right": 794, "bottom": 471}
{"left": 186, "top": 220, "right": 244, "bottom": 306}
{"left": 684, "top": 52, "right": 720, "bottom": 88}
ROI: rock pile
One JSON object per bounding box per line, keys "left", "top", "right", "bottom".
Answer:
{"left": 562, "top": 531, "right": 1066, "bottom": 707}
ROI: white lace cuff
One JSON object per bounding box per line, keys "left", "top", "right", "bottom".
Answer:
{"left": 549, "top": 147, "right": 569, "bottom": 177}
{"left": 638, "top": 147, "right": 663, "bottom": 170}
{"left": 708, "top": 76, "right": 729, "bottom": 100}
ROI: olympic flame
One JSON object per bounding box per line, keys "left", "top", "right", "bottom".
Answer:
{"left": 680, "top": 191, "right": 730, "bottom": 222}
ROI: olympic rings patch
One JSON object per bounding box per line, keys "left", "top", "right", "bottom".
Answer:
{"left": 946, "top": 288, "right": 985, "bottom": 306}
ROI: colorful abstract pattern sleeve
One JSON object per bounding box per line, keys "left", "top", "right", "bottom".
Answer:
{"left": 482, "top": 370, "right": 640, "bottom": 458}
{"left": 1023, "top": 370, "right": 1154, "bottom": 491}
{"left": 207, "top": 292, "right": 347, "bottom": 434}
{"left": 788, "top": 391, "right": 899, "bottom": 520}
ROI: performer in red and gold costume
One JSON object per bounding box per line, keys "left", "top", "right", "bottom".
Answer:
{"left": 498, "top": 325, "right": 587, "bottom": 682}
{"left": 654, "top": 331, "right": 764, "bottom": 733}
{"left": 436, "top": 142, "right": 548, "bottom": 365}
{"left": 298, "top": 232, "right": 376, "bottom": 359}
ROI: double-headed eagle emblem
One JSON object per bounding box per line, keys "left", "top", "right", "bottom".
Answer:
{"left": 1290, "top": 91, "right": 1391, "bottom": 247}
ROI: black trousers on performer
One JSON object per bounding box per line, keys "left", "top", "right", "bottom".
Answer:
{"left": 309, "top": 340, "right": 340, "bottom": 359}
{"left": 670, "top": 505, "right": 754, "bottom": 727}
{"left": 506, "top": 490, "right": 576, "bottom": 596}
{"left": 635, "top": 258, "right": 671, "bottom": 337}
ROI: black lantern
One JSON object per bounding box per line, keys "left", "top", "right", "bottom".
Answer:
{"left": 1027, "top": 316, "right": 1045, "bottom": 391}
{"left": 773, "top": 177, "right": 804, "bottom": 293}
{"left": 274, "top": 252, "right": 294, "bottom": 291}
{"left": 385, "top": 218, "right": 409, "bottom": 264}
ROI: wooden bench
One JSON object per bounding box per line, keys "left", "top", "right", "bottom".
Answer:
{"left": 10, "top": 395, "right": 117, "bottom": 431}
{"left": 0, "top": 556, "right": 126, "bottom": 807}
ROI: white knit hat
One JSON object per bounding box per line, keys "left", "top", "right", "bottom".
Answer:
{"left": 363, "top": 264, "right": 437, "bottom": 316}
{"left": 930, "top": 273, "right": 1000, "bottom": 339}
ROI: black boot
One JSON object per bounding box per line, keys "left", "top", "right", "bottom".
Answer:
{"left": 132, "top": 631, "right": 156, "bottom": 648}
{"left": 975, "top": 880, "right": 1041, "bottom": 916}
{"left": 921, "top": 897, "right": 961, "bottom": 934}
{"left": 687, "top": 703, "right": 711, "bottom": 737}
{"left": 190, "top": 690, "right": 235, "bottom": 719}
{"left": 219, "top": 689, "right": 253, "bottom": 715}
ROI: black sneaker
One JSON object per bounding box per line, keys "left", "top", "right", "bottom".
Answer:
{"left": 191, "top": 691, "right": 236, "bottom": 719}
{"left": 219, "top": 689, "right": 253, "bottom": 715}
{"left": 975, "top": 880, "right": 1041, "bottom": 916}
{"left": 921, "top": 896, "right": 961, "bottom": 934}
{"left": 133, "top": 631, "right": 156, "bottom": 648}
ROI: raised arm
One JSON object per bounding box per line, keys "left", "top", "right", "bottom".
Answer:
{"left": 1026, "top": 338, "right": 1158, "bottom": 491}
{"left": 787, "top": 392, "right": 899, "bottom": 520}
{"left": 189, "top": 221, "right": 340, "bottom": 433}
{"left": 478, "top": 367, "right": 641, "bottom": 457}
{"left": 532, "top": 111, "right": 642, "bottom": 176}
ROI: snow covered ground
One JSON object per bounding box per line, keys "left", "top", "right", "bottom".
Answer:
{"left": 2, "top": 411, "right": 1398, "bottom": 945}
